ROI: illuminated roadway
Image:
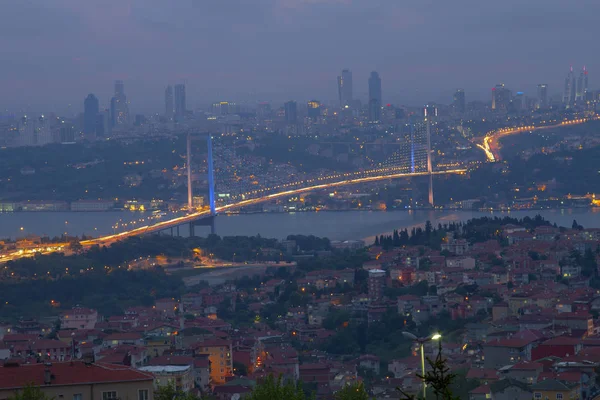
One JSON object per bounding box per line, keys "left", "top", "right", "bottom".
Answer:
{"left": 476, "top": 117, "right": 597, "bottom": 162}
{"left": 79, "top": 169, "right": 466, "bottom": 247}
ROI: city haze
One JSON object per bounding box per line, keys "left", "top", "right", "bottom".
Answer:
{"left": 1, "top": 0, "right": 599, "bottom": 112}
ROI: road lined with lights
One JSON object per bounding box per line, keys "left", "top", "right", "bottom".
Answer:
{"left": 476, "top": 117, "right": 596, "bottom": 162}
{"left": 79, "top": 169, "right": 466, "bottom": 247}
{"left": 0, "top": 169, "right": 466, "bottom": 263}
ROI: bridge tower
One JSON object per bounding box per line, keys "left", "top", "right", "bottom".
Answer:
{"left": 187, "top": 132, "right": 216, "bottom": 236}
{"left": 425, "top": 113, "right": 434, "bottom": 208}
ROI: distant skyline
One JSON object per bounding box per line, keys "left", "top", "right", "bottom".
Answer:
{"left": 1, "top": 0, "right": 599, "bottom": 113}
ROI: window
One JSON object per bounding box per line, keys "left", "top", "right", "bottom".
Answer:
{"left": 102, "top": 392, "right": 117, "bottom": 400}
{"left": 534, "top": 394, "right": 541, "bottom": 399}
{"left": 138, "top": 390, "right": 148, "bottom": 400}
{"left": 73, "top": 394, "right": 82, "bottom": 400}
{"left": 556, "top": 394, "right": 563, "bottom": 400}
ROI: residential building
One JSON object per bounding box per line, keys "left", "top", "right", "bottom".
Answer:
{"left": 138, "top": 365, "right": 194, "bottom": 392}
{"left": 368, "top": 269, "right": 386, "bottom": 301}
{"left": 193, "top": 339, "right": 233, "bottom": 385}
{"left": 60, "top": 307, "right": 98, "bottom": 330}
{"left": 0, "top": 361, "right": 154, "bottom": 400}
{"left": 531, "top": 379, "right": 580, "bottom": 400}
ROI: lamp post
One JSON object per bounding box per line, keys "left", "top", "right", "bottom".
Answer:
{"left": 402, "top": 332, "right": 442, "bottom": 399}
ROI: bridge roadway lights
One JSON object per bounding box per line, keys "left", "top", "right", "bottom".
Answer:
{"left": 189, "top": 215, "right": 216, "bottom": 237}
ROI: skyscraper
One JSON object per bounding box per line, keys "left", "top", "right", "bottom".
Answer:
{"left": 537, "top": 84, "right": 548, "bottom": 109}
{"left": 563, "top": 66, "right": 576, "bottom": 106}
{"left": 492, "top": 84, "right": 511, "bottom": 112}
{"left": 584, "top": 66, "right": 589, "bottom": 98}
{"left": 368, "top": 71, "right": 382, "bottom": 122}
{"left": 307, "top": 100, "right": 321, "bottom": 121}
{"left": 165, "top": 85, "right": 174, "bottom": 119}
{"left": 110, "top": 80, "right": 129, "bottom": 126}
{"left": 114, "top": 80, "right": 124, "bottom": 97}
{"left": 453, "top": 89, "right": 466, "bottom": 114}
{"left": 212, "top": 101, "right": 235, "bottom": 115}
{"left": 284, "top": 101, "right": 297, "bottom": 124}
{"left": 337, "top": 69, "right": 353, "bottom": 108}
{"left": 576, "top": 66, "right": 589, "bottom": 102}
{"left": 83, "top": 94, "right": 99, "bottom": 135}
{"left": 174, "top": 84, "right": 186, "bottom": 120}
{"left": 513, "top": 92, "right": 526, "bottom": 112}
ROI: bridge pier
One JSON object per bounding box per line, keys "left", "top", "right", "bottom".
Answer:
{"left": 189, "top": 215, "right": 215, "bottom": 237}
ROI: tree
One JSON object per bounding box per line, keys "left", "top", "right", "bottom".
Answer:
{"left": 68, "top": 240, "right": 83, "bottom": 253}
{"left": 155, "top": 382, "right": 199, "bottom": 400}
{"left": 8, "top": 384, "right": 54, "bottom": 400}
{"left": 247, "top": 375, "right": 309, "bottom": 400}
{"left": 334, "top": 382, "right": 372, "bottom": 400}
{"left": 396, "top": 343, "right": 459, "bottom": 400}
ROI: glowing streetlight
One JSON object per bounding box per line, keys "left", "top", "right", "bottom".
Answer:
{"left": 402, "top": 332, "right": 442, "bottom": 399}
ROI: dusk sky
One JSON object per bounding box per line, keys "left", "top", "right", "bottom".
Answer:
{"left": 1, "top": 0, "right": 599, "bottom": 113}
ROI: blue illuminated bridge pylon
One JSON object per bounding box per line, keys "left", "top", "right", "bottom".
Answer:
{"left": 186, "top": 132, "right": 216, "bottom": 235}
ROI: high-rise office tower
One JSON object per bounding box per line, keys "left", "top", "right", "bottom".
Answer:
{"left": 513, "top": 92, "right": 526, "bottom": 112}
{"left": 337, "top": 69, "right": 353, "bottom": 108}
{"left": 307, "top": 100, "right": 321, "bottom": 121}
{"left": 576, "top": 66, "right": 589, "bottom": 102}
{"left": 95, "top": 113, "right": 105, "bottom": 137}
{"left": 368, "top": 71, "right": 382, "bottom": 122}
{"left": 174, "top": 84, "right": 186, "bottom": 120}
{"left": 165, "top": 86, "right": 174, "bottom": 118}
{"left": 115, "top": 80, "right": 124, "bottom": 97}
{"left": 453, "top": 89, "right": 466, "bottom": 114}
{"left": 284, "top": 101, "right": 297, "bottom": 124}
{"left": 83, "top": 94, "right": 99, "bottom": 134}
{"left": 492, "top": 84, "right": 511, "bottom": 112}
{"left": 110, "top": 80, "right": 129, "bottom": 126}
{"left": 563, "top": 66, "right": 576, "bottom": 105}
{"left": 584, "top": 66, "right": 589, "bottom": 98}
{"left": 577, "top": 68, "right": 584, "bottom": 102}
{"left": 213, "top": 101, "right": 235, "bottom": 115}
{"left": 257, "top": 102, "right": 272, "bottom": 120}
{"left": 537, "top": 84, "right": 548, "bottom": 109}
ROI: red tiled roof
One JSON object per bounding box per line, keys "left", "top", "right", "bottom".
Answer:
{"left": 538, "top": 371, "right": 583, "bottom": 383}
{"left": 470, "top": 384, "right": 490, "bottom": 394}
{"left": 539, "top": 336, "right": 581, "bottom": 346}
{"left": 104, "top": 332, "right": 142, "bottom": 341}
{"left": 466, "top": 368, "right": 498, "bottom": 380}
{"left": 0, "top": 361, "right": 152, "bottom": 389}
{"left": 2, "top": 334, "right": 38, "bottom": 343}
{"left": 511, "top": 362, "right": 542, "bottom": 370}
{"left": 30, "top": 339, "right": 70, "bottom": 350}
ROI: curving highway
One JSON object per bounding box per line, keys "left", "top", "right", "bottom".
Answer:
{"left": 476, "top": 117, "right": 595, "bottom": 162}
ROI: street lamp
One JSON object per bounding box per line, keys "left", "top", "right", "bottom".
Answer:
{"left": 402, "top": 332, "right": 442, "bottom": 399}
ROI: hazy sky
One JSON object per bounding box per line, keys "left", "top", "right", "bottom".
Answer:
{"left": 1, "top": 0, "right": 599, "bottom": 113}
